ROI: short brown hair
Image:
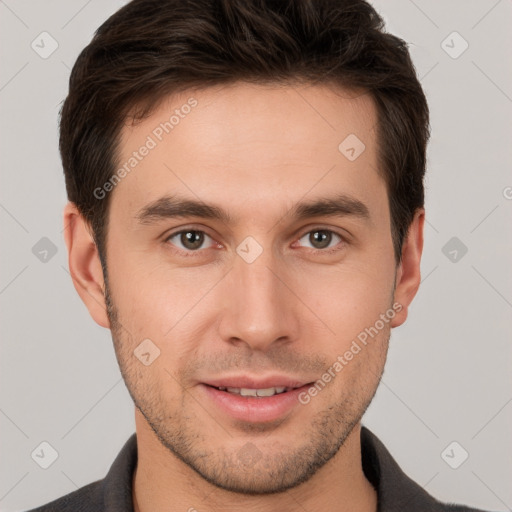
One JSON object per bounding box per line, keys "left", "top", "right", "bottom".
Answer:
{"left": 60, "top": 0, "right": 430, "bottom": 269}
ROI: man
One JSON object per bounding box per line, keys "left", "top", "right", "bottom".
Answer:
{"left": 27, "top": 0, "right": 492, "bottom": 511}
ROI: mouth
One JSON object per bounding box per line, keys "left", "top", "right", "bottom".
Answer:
{"left": 204, "top": 384, "right": 304, "bottom": 398}
{"left": 199, "top": 382, "right": 315, "bottom": 423}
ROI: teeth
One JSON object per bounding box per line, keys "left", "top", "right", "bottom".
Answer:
{"left": 219, "top": 386, "right": 288, "bottom": 397}
{"left": 239, "top": 388, "right": 257, "bottom": 396}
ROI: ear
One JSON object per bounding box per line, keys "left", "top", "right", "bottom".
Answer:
{"left": 63, "top": 202, "right": 110, "bottom": 329}
{"left": 390, "top": 208, "right": 425, "bottom": 328}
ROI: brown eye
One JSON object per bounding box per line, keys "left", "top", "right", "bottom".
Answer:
{"left": 180, "top": 231, "right": 204, "bottom": 250}
{"left": 298, "top": 229, "right": 343, "bottom": 251}
{"left": 310, "top": 230, "right": 331, "bottom": 249}
{"left": 165, "top": 230, "right": 214, "bottom": 252}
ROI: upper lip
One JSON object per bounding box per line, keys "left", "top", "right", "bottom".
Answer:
{"left": 202, "top": 375, "right": 314, "bottom": 390}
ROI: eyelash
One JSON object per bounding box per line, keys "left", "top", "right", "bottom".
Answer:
{"left": 163, "top": 227, "right": 346, "bottom": 257}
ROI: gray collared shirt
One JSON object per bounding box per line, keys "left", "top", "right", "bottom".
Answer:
{"left": 26, "top": 426, "right": 493, "bottom": 512}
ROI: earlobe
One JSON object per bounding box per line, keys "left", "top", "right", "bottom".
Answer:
{"left": 63, "top": 202, "right": 110, "bottom": 329}
{"left": 390, "top": 208, "right": 425, "bottom": 328}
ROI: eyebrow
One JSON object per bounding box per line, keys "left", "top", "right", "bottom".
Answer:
{"left": 134, "top": 193, "right": 371, "bottom": 226}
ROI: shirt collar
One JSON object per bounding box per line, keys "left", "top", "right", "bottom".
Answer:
{"left": 360, "top": 426, "right": 440, "bottom": 511}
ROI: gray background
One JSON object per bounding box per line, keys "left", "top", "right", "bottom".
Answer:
{"left": 1, "top": 0, "right": 511, "bottom": 511}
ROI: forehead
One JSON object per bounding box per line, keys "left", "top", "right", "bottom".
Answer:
{"left": 111, "top": 82, "right": 384, "bottom": 224}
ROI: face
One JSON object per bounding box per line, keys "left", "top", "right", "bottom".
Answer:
{"left": 86, "top": 82, "right": 415, "bottom": 494}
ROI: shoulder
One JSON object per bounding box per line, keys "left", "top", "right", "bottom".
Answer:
{"left": 23, "top": 433, "right": 137, "bottom": 512}
{"left": 360, "top": 426, "right": 498, "bottom": 512}
{"left": 23, "top": 479, "right": 103, "bottom": 512}
{"left": 431, "top": 502, "right": 497, "bottom": 512}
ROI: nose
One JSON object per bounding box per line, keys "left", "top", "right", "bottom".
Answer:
{"left": 217, "top": 244, "right": 300, "bottom": 352}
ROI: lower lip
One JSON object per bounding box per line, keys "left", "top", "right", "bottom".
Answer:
{"left": 199, "top": 384, "right": 312, "bottom": 423}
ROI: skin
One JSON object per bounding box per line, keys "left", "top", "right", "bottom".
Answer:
{"left": 64, "top": 82, "right": 424, "bottom": 512}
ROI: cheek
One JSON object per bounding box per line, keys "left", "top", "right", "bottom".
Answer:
{"left": 106, "top": 244, "right": 167, "bottom": 309}
{"left": 298, "top": 261, "right": 395, "bottom": 338}
{"left": 107, "top": 252, "right": 225, "bottom": 349}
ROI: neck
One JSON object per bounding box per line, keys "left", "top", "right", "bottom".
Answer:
{"left": 132, "top": 412, "right": 377, "bottom": 512}
{"left": 132, "top": 411, "right": 377, "bottom": 512}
